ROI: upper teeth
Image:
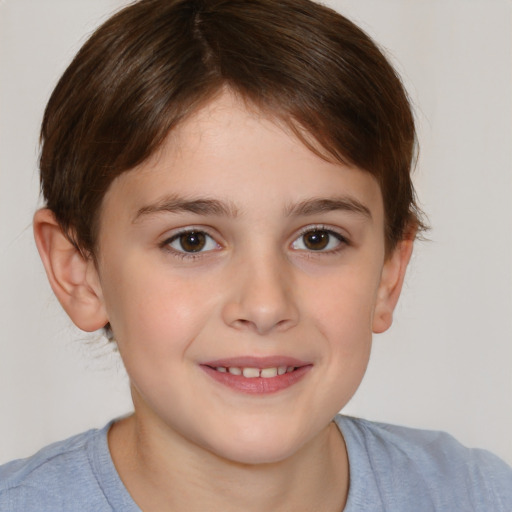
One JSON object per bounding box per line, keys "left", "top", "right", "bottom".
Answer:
{"left": 216, "top": 366, "right": 295, "bottom": 378}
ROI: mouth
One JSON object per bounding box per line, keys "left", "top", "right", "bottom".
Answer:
{"left": 200, "top": 357, "right": 312, "bottom": 394}
{"left": 211, "top": 365, "right": 297, "bottom": 378}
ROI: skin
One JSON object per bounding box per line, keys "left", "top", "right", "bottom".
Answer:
{"left": 34, "top": 91, "right": 413, "bottom": 511}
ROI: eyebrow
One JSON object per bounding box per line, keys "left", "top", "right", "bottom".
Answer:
{"left": 133, "top": 194, "right": 372, "bottom": 223}
{"left": 285, "top": 197, "right": 372, "bottom": 219}
{"left": 133, "top": 195, "right": 240, "bottom": 222}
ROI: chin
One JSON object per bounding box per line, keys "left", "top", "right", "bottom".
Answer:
{"left": 217, "top": 442, "right": 298, "bottom": 466}
{"left": 204, "top": 424, "right": 309, "bottom": 466}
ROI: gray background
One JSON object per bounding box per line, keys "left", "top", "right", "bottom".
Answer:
{"left": 1, "top": 0, "right": 511, "bottom": 465}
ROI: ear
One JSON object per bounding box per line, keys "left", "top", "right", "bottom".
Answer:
{"left": 33, "top": 209, "right": 108, "bottom": 332}
{"left": 372, "top": 238, "right": 414, "bottom": 334}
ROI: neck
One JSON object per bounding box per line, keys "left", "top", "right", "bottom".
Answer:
{"left": 109, "top": 410, "right": 349, "bottom": 512}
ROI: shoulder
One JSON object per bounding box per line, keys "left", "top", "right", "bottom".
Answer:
{"left": 335, "top": 415, "right": 512, "bottom": 511}
{"left": 0, "top": 424, "right": 121, "bottom": 511}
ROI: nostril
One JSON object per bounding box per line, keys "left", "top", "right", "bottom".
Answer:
{"left": 221, "top": 283, "right": 299, "bottom": 334}
{"left": 276, "top": 319, "right": 290, "bottom": 328}
{"left": 232, "top": 318, "right": 257, "bottom": 332}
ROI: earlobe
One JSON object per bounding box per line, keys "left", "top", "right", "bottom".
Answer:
{"left": 372, "top": 239, "right": 414, "bottom": 334}
{"left": 33, "top": 209, "right": 108, "bottom": 332}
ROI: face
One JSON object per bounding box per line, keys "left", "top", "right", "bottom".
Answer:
{"left": 92, "top": 93, "right": 401, "bottom": 464}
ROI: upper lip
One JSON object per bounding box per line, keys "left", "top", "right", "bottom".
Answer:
{"left": 201, "top": 356, "right": 311, "bottom": 369}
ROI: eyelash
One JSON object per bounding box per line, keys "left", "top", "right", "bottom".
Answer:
{"left": 160, "top": 225, "right": 349, "bottom": 260}
{"left": 292, "top": 225, "right": 349, "bottom": 255}
{"left": 160, "top": 228, "right": 220, "bottom": 260}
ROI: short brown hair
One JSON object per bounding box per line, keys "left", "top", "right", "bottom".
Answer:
{"left": 39, "top": 0, "right": 425, "bottom": 255}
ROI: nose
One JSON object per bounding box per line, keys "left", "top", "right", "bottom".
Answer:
{"left": 222, "top": 252, "right": 299, "bottom": 335}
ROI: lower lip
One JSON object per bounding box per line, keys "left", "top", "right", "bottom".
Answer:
{"left": 201, "top": 365, "right": 312, "bottom": 394}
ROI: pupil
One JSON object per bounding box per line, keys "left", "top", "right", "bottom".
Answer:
{"left": 180, "top": 232, "right": 205, "bottom": 252}
{"left": 304, "top": 231, "right": 329, "bottom": 250}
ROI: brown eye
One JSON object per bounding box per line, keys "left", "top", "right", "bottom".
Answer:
{"left": 303, "top": 230, "right": 330, "bottom": 250}
{"left": 291, "top": 229, "right": 345, "bottom": 252}
{"left": 168, "top": 230, "right": 218, "bottom": 254}
{"left": 179, "top": 231, "right": 206, "bottom": 252}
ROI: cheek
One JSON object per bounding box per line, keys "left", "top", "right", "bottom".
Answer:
{"left": 306, "top": 264, "right": 381, "bottom": 339}
{"left": 303, "top": 264, "right": 381, "bottom": 398}
{"left": 100, "top": 257, "right": 218, "bottom": 354}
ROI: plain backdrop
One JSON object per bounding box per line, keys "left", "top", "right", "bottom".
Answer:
{"left": 1, "top": 0, "right": 511, "bottom": 466}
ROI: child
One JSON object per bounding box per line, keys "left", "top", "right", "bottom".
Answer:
{"left": 1, "top": 0, "right": 511, "bottom": 510}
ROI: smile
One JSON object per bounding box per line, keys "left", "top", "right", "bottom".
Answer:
{"left": 201, "top": 357, "right": 312, "bottom": 394}
{"left": 214, "top": 366, "right": 295, "bottom": 378}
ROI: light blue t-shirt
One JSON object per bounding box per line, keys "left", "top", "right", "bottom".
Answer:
{"left": 1, "top": 415, "right": 511, "bottom": 511}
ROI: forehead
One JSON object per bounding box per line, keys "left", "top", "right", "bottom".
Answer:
{"left": 100, "top": 92, "right": 384, "bottom": 226}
